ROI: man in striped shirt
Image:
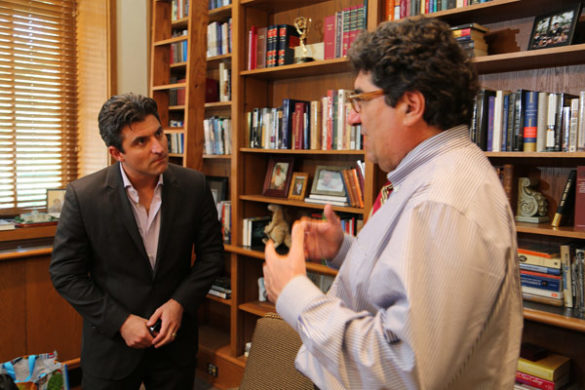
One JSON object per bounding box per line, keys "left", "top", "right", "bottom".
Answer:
{"left": 263, "top": 17, "right": 523, "bottom": 389}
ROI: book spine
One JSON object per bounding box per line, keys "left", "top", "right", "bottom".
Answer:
{"left": 515, "top": 371, "right": 556, "bottom": 390}
{"left": 523, "top": 90, "right": 538, "bottom": 152}
{"left": 536, "top": 91, "right": 548, "bottom": 152}
{"left": 577, "top": 248, "right": 585, "bottom": 310}
{"left": 569, "top": 98, "right": 579, "bottom": 152}
{"left": 574, "top": 166, "right": 585, "bottom": 229}
{"left": 519, "top": 263, "right": 561, "bottom": 276}
{"left": 578, "top": 91, "right": 585, "bottom": 151}
{"left": 551, "top": 169, "right": 576, "bottom": 227}
{"left": 560, "top": 244, "right": 574, "bottom": 308}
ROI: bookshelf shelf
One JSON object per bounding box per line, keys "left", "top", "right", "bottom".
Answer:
{"left": 168, "top": 105, "right": 185, "bottom": 111}
{"left": 239, "top": 301, "right": 275, "bottom": 317}
{"left": 240, "top": 194, "right": 365, "bottom": 214}
{"left": 203, "top": 154, "right": 231, "bottom": 160}
{"left": 515, "top": 222, "right": 585, "bottom": 239}
{"left": 152, "top": 82, "right": 187, "bottom": 91}
{"left": 474, "top": 44, "right": 585, "bottom": 75}
{"left": 523, "top": 302, "right": 585, "bottom": 333}
{"left": 209, "top": 4, "right": 232, "bottom": 23}
{"left": 206, "top": 294, "right": 232, "bottom": 306}
{"left": 240, "top": 148, "right": 364, "bottom": 156}
{"left": 171, "top": 17, "right": 188, "bottom": 30}
{"left": 240, "top": 0, "right": 330, "bottom": 12}
{"left": 207, "top": 53, "right": 232, "bottom": 63}
{"left": 170, "top": 61, "right": 187, "bottom": 69}
{"left": 154, "top": 35, "right": 188, "bottom": 47}
{"left": 163, "top": 127, "right": 184, "bottom": 133}
{"left": 240, "top": 58, "right": 352, "bottom": 80}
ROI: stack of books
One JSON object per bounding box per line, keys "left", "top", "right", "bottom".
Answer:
{"left": 518, "top": 241, "right": 564, "bottom": 307}
{"left": 208, "top": 276, "right": 231, "bottom": 299}
{"left": 516, "top": 344, "right": 572, "bottom": 389}
{"left": 451, "top": 23, "right": 488, "bottom": 57}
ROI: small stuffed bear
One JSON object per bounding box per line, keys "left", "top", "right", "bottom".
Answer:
{"left": 263, "top": 204, "right": 291, "bottom": 248}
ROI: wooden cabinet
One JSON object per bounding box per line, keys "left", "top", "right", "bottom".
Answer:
{"left": 164, "top": 0, "right": 585, "bottom": 387}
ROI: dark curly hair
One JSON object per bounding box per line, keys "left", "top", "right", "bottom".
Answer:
{"left": 98, "top": 93, "right": 161, "bottom": 152}
{"left": 348, "top": 17, "right": 479, "bottom": 130}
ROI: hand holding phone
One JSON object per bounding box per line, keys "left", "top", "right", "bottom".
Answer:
{"left": 148, "top": 319, "right": 161, "bottom": 336}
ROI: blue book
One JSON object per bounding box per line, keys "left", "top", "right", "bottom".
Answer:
{"left": 520, "top": 274, "right": 561, "bottom": 291}
{"left": 523, "top": 90, "right": 538, "bottom": 152}
{"left": 519, "top": 263, "right": 562, "bottom": 276}
{"left": 501, "top": 93, "right": 509, "bottom": 151}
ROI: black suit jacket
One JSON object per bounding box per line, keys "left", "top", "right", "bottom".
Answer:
{"left": 50, "top": 162, "right": 224, "bottom": 379}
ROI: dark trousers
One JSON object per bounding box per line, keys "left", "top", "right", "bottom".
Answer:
{"left": 81, "top": 348, "right": 195, "bottom": 390}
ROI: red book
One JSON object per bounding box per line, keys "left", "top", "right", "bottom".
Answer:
{"left": 248, "top": 25, "right": 257, "bottom": 70}
{"left": 256, "top": 26, "right": 267, "bottom": 69}
{"left": 323, "top": 15, "right": 336, "bottom": 60}
{"left": 293, "top": 102, "right": 306, "bottom": 150}
{"left": 326, "top": 90, "right": 334, "bottom": 150}
{"left": 574, "top": 165, "right": 585, "bottom": 229}
{"left": 516, "top": 370, "right": 568, "bottom": 390}
{"left": 176, "top": 79, "right": 186, "bottom": 105}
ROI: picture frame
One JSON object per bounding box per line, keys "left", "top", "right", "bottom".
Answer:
{"left": 206, "top": 176, "right": 228, "bottom": 205}
{"left": 288, "top": 172, "right": 309, "bottom": 200}
{"left": 46, "top": 188, "right": 66, "bottom": 217}
{"left": 528, "top": 4, "right": 581, "bottom": 50}
{"left": 262, "top": 156, "right": 294, "bottom": 197}
{"left": 310, "top": 166, "right": 347, "bottom": 197}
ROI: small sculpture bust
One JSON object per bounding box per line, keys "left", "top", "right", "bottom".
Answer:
{"left": 515, "top": 177, "right": 549, "bottom": 223}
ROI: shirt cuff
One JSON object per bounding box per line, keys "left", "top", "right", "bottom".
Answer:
{"left": 327, "top": 234, "right": 353, "bottom": 269}
{"left": 276, "top": 275, "right": 324, "bottom": 332}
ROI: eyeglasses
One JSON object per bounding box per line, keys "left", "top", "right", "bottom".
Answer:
{"left": 348, "top": 89, "right": 385, "bottom": 113}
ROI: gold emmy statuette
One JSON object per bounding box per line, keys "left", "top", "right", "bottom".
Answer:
{"left": 515, "top": 177, "right": 549, "bottom": 223}
{"left": 294, "top": 16, "right": 314, "bottom": 63}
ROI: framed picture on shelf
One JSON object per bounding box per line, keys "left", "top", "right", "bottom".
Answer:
{"left": 288, "top": 172, "right": 309, "bottom": 200}
{"left": 46, "top": 188, "right": 66, "bottom": 218}
{"left": 262, "top": 156, "right": 294, "bottom": 197}
{"left": 310, "top": 166, "right": 347, "bottom": 197}
{"left": 528, "top": 4, "right": 581, "bottom": 50}
{"left": 206, "top": 176, "right": 228, "bottom": 205}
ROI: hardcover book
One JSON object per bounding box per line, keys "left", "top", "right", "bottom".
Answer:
{"left": 517, "top": 354, "right": 571, "bottom": 382}
{"left": 574, "top": 166, "right": 585, "bottom": 229}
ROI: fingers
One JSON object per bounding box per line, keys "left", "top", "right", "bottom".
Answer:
{"left": 289, "top": 221, "right": 306, "bottom": 258}
{"left": 323, "top": 204, "right": 339, "bottom": 224}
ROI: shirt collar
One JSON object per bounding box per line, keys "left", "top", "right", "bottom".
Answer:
{"left": 387, "top": 125, "right": 470, "bottom": 188}
{"left": 119, "top": 163, "right": 164, "bottom": 190}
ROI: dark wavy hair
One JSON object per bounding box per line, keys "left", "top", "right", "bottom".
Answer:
{"left": 348, "top": 17, "right": 479, "bottom": 130}
{"left": 98, "top": 93, "right": 161, "bottom": 152}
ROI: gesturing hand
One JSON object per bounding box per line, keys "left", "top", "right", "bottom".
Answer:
{"left": 263, "top": 221, "right": 308, "bottom": 303}
{"left": 146, "top": 298, "right": 184, "bottom": 348}
{"left": 301, "top": 204, "right": 344, "bottom": 261}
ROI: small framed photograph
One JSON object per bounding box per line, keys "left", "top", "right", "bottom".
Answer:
{"left": 288, "top": 172, "right": 309, "bottom": 200}
{"left": 262, "top": 157, "right": 294, "bottom": 197}
{"left": 206, "top": 176, "right": 228, "bottom": 204}
{"left": 46, "top": 188, "right": 66, "bottom": 217}
{"left": 528, "top": 4, "right": 581, "bottom": 50}
{"left": 310, "top": 166, "right": 347, "bottom": 197}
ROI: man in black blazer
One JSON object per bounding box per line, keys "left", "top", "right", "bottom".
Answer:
{"left": 50, "top": 94, "right": 224, "bottom": 389}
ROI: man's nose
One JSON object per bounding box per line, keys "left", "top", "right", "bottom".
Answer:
{"left": 151, "top": 136, "right": 166, "bottom": 153}
{"left": 348, "top": 109, "right": 361, "bottom": 125}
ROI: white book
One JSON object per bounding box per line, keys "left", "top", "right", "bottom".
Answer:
{"left": 536, "top": 92, "right": 548, "bottom": 152}
{"left": 560, "top": 244, "right": 573, "bottom": 308}
{"left": 545, "top": 93, "right": 558, "bottom": 150}
{"left": 521, "top": 285, "right": 563, "bottom": 299}
{"left": 569, "top": 98, "right": 579, "bottom": 152}
{"left": 578, "top": 91, "right": 585, "bottom": 151}
{"left": 309, "top": 193, "right": 348, "bottom": 202}
{"left": 337, "top": 89, "right": 347, "bottom": 150}
{"left": 492, "top": 90, "right": 504, "bottom": 152}
{"left": 321, "top": 96, "right": 328, "bottom": 150}
{"left": 304, "top": 197, "right": 348, "bottom": 207}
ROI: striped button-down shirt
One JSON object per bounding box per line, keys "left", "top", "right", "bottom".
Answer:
{"left": 277, "top": 125, "right": 523, "bottom": 389}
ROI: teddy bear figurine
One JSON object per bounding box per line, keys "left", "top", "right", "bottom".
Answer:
{"left": 263, "top": 204, "right": 291, "bottom": 249}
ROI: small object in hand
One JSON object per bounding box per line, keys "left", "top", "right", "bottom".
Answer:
{"left": 148, "top": 319, "right": 161, "bottom": 336}
{"left": 171, "top": 332, "right": 177, "bottom": 338}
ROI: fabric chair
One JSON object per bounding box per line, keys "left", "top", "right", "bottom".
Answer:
{"left": 238, "top": 313, "right": 314, "bottom": 390}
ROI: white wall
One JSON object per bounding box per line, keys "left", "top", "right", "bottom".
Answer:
{"left": 116, "top": 0, "right": 149, "bottom": 95}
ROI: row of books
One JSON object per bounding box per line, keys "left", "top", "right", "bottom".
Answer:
{"left": 206, "top": 62, "right": 232, "bottom": 103}
{"left": 170, "top": 39, "right": 188, "bottom": 64}
{"left": 207, "top": 18, "right": 232, "bottom": 58}
{"left": 451, "top": 23, "right": 488, "bottom": 58}
{"left": 518, "top": 239, "right": 585, "bottom": 311}
{"left": 208, "top": 276, "right": 231, "bottom": 299}
{"left": 166, "top": 132, "right": 184, "bottom": 154}
{"left": 245, "top": 91, "right": 363, "bottom": 151}
{"left": 515, "top": 344, "right": 572, "bottom": 390}
{"left": 323, "top": 5, "right": 366, "bottom": 60}
{"left": 247, "top": 24, "right": 299, "bottom": 70}
{"left": 171, "top": 0, "right": 189, "bottom": 21}
{"left": 470, "top": 89, "right": 585, "bottom": 153}
{"left": 384, "top": 0, "right": 493, "bottom": 20}
{"left": 208, "top": 0, "right": 230, "bottom": 11}
{"left": 203, "top": 117, "right": 232, "bottom": 155}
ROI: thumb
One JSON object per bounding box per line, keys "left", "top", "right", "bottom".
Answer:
{"left": 289, "top": 221, "right": 306, "bottom": 259}
{"left": 264, "top": 239, "right": 278, "bottom": 264}
{"left": 323, "top": 204, "right": 338, "bottom": 224}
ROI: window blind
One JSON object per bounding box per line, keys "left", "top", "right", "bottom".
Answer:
{"left": 0, "top": 0, "right": 77, "bottom": 213}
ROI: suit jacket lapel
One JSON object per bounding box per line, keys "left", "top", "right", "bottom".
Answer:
{"left": 154, "top": 165, "right": 180, "bottom": 277}
{"left": 106, "top": 163, "right": 150, "bottom": 269}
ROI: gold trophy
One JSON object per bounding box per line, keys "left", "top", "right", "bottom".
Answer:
{"left": 294, "top": 16, "right": 314, "bottom": 63}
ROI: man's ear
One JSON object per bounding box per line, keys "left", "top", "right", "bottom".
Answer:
{"left": 108, "top": 145, "right": 124, "bottom": 162}
{"left": 401, "top": 91, "right": 425, "bottom": 126}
